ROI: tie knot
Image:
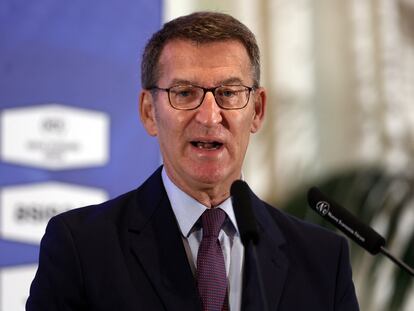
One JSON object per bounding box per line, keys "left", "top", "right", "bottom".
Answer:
{"left": 201, "top": 208, "right": 226, "bottom": 238}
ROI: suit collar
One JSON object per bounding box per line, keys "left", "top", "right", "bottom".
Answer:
{"left": 162, "top": 168, "right": 240, "bottom": 238}
{"left": 127, "top": 166, "right": 202, "bottom": 311}
{"left": 161, "top": 167, "right": 206, "bottom": 237}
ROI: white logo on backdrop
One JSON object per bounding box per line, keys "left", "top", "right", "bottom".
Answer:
{"left": 0, "top": 182, "right": 108, "bottom": 244}
{"left": 0, "top": 103, "right": 110, "bottom": 170}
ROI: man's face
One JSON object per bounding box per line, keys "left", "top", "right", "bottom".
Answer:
{"left": 140, "top": 39, "right": 266, "bottom": 204}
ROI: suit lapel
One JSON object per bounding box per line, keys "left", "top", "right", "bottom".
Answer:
{"left": 241, "top": 190, "right": 289, "bottom": 311}
{"left": 127, "top": 168, "right": 202, "bottom": 311}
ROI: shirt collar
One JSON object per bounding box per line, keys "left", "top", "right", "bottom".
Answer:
{"left": 161, "top": 168, "right": 240, "bottom": 237}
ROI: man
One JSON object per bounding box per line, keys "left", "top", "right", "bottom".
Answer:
{"left": 27, "top": 12, "right": 359, "bottom": 311}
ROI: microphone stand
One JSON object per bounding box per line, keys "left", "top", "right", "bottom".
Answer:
{"left": 380, "top": 246, "right": 414, "bottom": 277}
{"left": 231, "top": 180, "right": 270, "bottom": 310}
{"left": 248, "top": 240, "right": 270, "bottom": 311}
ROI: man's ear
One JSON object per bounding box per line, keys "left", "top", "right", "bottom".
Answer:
{"left": 139, "top": 90, "right": 158, "bottom": 136}
{"left": 250, "top": 87, "right": 266, "bottom": 133}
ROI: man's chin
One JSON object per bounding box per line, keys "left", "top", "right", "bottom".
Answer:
{"left": 189, "top": 169, "right": 231, "bottom": 188}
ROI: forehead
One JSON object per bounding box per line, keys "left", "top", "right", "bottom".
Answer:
{"left": 157, "top": 39, "right": 253, "bottom": 86}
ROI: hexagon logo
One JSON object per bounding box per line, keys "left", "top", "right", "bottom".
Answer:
{"left": 0, "top": 103, "right": 110, "bottom": 170}
{"left": 0, "top": 182, "right": 108, "bottom": 244}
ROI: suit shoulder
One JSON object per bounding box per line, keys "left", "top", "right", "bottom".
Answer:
{"left": 257, "top": 203, "right": 358, "bottom": 309}
{"left": 260, "top": 201, "right": 354, "bottom": 288}
{"left": 54, "top": 189, "right": 137, "bottom": 226}
{"left": 263, "top": 200, "right": 346, "bottom": 247}
{"left": 50, "top": 167, "right": 165, "bottom": 231}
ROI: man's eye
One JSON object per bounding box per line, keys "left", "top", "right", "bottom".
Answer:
{"left": 178, "top": 91, "right": 191, "bottom": 97}
{"left": 219, "top": 89, "right": 238, "bottom": 97}
{"left": 224, "top": 91, "right": 236, "bottom": 97}
{"left": 172, "top": 88, "right": 195, "bottom": 98}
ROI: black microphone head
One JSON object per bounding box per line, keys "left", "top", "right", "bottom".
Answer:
{"left": 307, "top": 187, "right": 386, "bottom": 255}
{"left": 230, "top": 180, "right": 259, "bottom": 246}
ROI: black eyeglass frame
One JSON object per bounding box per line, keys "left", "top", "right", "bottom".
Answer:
{"left": 149, "top": 84, "right": 255, "bottom": 110}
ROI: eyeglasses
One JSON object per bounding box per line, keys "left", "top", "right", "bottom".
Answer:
{"left": 149, "top": 84, "right": 254, "bottom": 110}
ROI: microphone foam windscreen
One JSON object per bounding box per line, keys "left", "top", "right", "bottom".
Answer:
{"left": 231, "top": 180, "right": 259, "bottom": 246}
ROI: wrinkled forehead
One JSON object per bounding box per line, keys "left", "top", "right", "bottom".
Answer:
{"left": 156, "top": 39, "right": 255, "bottom": 86}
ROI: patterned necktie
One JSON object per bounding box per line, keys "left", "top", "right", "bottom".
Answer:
{"left": 197, "top": 208, "right": 229, "bottom": 311}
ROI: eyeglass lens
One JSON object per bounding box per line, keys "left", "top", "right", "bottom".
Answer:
{"left": 168, "top": 85, "right": 249, "bottom": 110}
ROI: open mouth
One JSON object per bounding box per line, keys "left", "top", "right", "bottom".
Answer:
{"left": 190, "top": 141, "right": 223, "bottom": 150}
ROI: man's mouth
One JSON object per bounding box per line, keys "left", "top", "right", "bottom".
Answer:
{"left": 190, "top": 141, "right": 223, "bottom": 150}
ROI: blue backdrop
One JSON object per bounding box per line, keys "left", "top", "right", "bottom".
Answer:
{"left": 0, "top": 1, "right": 162, "bottom": 306}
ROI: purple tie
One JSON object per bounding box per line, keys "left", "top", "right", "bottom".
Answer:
{"left": 197, "top": 208, "right": 229, "bottom": 311}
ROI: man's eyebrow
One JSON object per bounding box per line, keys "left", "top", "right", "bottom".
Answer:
{"left": 219, "top": 77, "right": 244, "bottom": 85}
{"left": 167, "top": 77, "right": 246, "bottom": 87}
{"left": 168, "top": 79, "right": 195, "bottom": 86}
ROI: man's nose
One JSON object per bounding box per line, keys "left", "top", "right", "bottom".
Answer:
{"left": 194, "top": 91, "right": 223, "bottom": 126}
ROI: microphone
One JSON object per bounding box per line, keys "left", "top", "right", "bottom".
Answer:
{"left": 231, "top": 180, "right": 269, "bottom": 311}
{"left": 230, "top": 180, "right": 259, "bottom": 246}
{"left": 307, "top": 187, "right": 385, "bottom": 254}
{"left": 307, "top": 186, "right": 414, "bottom": 277}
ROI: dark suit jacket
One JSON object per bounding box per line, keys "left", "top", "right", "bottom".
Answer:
{"left": 26, "top": 167, "right": 359, "bottom": 310}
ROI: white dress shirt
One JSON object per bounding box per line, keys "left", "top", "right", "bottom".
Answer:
{"left": 162, "top": 168, "right": 244, "bottom": 311}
